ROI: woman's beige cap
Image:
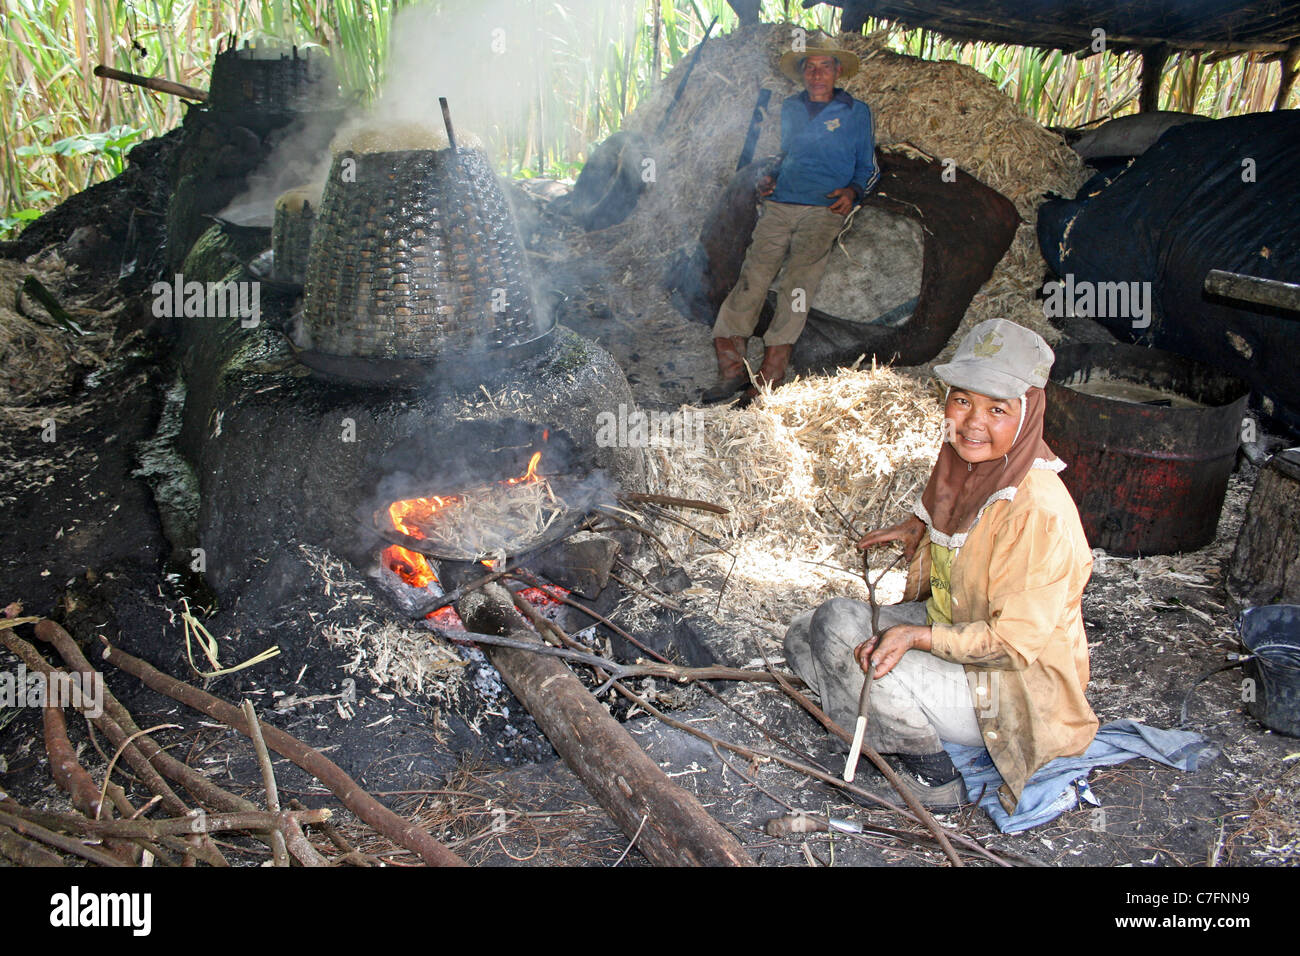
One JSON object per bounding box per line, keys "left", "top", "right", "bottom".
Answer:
{"left": 933, "top": 319, "right": 1055, "bottom": 400}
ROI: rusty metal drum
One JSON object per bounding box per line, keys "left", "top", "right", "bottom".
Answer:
{"left": 1044, "top": 343, "right": 1249, "bottom": 555}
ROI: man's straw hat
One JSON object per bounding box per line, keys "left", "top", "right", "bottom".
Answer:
{"left": 778, "top": 31, "right": 860, "bottom": 84}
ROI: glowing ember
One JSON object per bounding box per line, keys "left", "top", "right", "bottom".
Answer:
{"left": 426, "top": 606, "right": 465, "bottom": 629}
{"left": 517, "top": 585, "right": 569, "bottom": 606}
{"left": 383, "top": 545, "right": 437, "bottom": 589}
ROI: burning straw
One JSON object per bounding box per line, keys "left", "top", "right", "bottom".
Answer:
{"left": 388, "top": 462, "right": 570, "bottom": 564}
{"left": 640, "top": 361, "right": 942, "bottom": 634}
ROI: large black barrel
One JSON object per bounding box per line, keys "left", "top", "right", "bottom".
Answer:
{"left": 1044, "top": 343, "right": 1249, "bottom": 555}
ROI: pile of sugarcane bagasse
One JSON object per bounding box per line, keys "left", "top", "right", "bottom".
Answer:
{"left": 631, "top": 362, "right": 943, "bottom": 646}
{"left": 603, "top": 23, "right": 1091, "bottom": 646}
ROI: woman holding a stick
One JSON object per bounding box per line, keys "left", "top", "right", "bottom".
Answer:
{"left": 785, "top": 319, "right": 1097, "bottom": 811}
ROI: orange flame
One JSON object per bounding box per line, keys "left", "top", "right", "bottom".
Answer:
{"left": 388, "top": 493, "right": 464, "bottom": 540}
{"left": 504, "top": 451, "right": 543, "bottom": 486}
{"left": 386, "top": 450, "right": 545, "bottom": 542}
{"left": 383, "top": 545, "right": 437, "bottom": 589}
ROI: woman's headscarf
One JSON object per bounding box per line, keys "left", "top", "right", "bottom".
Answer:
{"left": 915, "top": 385, "right": 1064, "bottom": 549}
{"left": 914, "top": 318, "right": 1068, "bottom": 549}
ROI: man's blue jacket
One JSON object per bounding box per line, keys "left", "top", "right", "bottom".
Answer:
{"left": 771, "top": 88, "right": 879, "bottom": 207}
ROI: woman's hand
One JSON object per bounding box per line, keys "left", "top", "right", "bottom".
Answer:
{"left": 756, "top": 174, "right": 776, "bottom": 197}
{"left": 853, "top": 636, "right": 878, "bottom": 673}
{"left": 855, "top": 625, "right": 933, "bottom": 679}
{"left": 856, "top": 514, "right": 925, "bottom": 563}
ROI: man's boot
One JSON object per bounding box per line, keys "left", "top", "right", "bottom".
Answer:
{"left": 701, "top": 336, "right": 750, "bottom": 403}
{"left": 755, "top": 343, "right": 793, "bottom": 390}
{"left": 738, "top": 343, "right": 794, "bottom": 405}
{"left": 738, "top": 348, "right": 795, "bottom": 408}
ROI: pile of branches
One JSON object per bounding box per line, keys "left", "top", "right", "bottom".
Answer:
{"left": 0, "top": 611, "right": 465, "bottom": 867}
{"left": 415, "top": 553, "right": 1018, "bottom": 867}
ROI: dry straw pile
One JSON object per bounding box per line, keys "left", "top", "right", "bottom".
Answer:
{"left": 641, "top": 361, "right": 942, "bottom": 632}
{"left": 322, "top": 618, "right": 467, "bottom": 708}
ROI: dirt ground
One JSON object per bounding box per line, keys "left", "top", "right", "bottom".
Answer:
{"left": 2, "top": 238, "right": 1296, "bottom": 871}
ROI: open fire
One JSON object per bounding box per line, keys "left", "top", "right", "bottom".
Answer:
{"left": 381, "top": 544, "right": 572, "bottom": 629}
{"left": 382, "top": 544, "right": 437, "bottom": 589}
{"left": 387, "top": 450, "right": 542, "bottom": 541}
{"left": 378, "top": 442, "right": 577, "bottom": 627}
{"left": 366, "top": 418, "right": 620, "bottom": 637}
{"left": 379, "top": 445, "right": 567, "bottom": 564}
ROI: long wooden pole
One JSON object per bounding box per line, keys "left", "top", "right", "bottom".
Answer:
{"left": 1204, "top": 269, "right": 1300, "bottom": 314}
{"left": 457, "top": 584, "right": 753, "bottom": 867}
{"left": 94, "top": 64, "right": 208, "bottom": 102}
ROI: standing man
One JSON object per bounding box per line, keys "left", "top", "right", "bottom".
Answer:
{"left": 703, "top": 32, "right": 879, "bottom": 403}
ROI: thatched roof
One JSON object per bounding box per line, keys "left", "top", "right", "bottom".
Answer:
{"left": 806, "top": 0, "right": 1300, "bottom": 55}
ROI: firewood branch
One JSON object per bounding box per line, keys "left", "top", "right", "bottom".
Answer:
{"left": 0, "top": 803, "right": 331, "bottom": 838}
{"left": 428, "top": 625, "right": 796, "bottom": 695}
{"left": 242, "top": 698, "right": 291, "bottom": 867}
{"left": 761, "top": 655, "right": 963, "bottom": 867}
{"left": 97, "top": 637, "right": 467, "bottom": 867}
{"left": 1, "top": 624, "right": 229, "bottom": 865}
{"left": 34, "top": 620, "right": 260, "bottom": 818}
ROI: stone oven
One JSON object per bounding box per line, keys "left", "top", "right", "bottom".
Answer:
{"left": 173, "top": 120, "right": 645, "bottom": 606}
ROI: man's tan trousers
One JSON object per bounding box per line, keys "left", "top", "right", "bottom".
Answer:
{"left": 712, "top": 200, "right": 846, "bottom": 347}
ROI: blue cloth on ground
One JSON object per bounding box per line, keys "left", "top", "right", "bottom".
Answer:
{"left": 942, "top": 720, "right": 1220, "bottom": 834}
